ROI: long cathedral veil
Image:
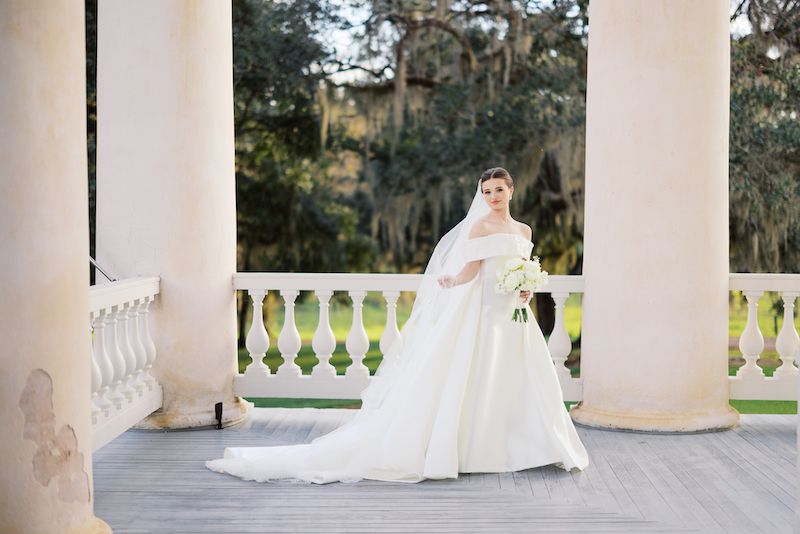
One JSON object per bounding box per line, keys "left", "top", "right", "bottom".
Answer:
{"left": 409, "top": 182, "right": 488, "bottom": 319}
{"left": 207, "top": 181, "right": 493, "bottom": 484}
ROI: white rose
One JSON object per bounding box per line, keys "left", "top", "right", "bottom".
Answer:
{"left": 505, "top": 258, "right": 523, "bottom": 271}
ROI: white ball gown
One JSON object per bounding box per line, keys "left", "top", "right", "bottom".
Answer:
{"left": 206, "top": 230, "right": 589, "bottom": 484}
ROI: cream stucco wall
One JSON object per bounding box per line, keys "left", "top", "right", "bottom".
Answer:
{"left": 96, "top": 1, "right": 248, "bottom": 428}
{"left": 572, "top": 0, "right": 738, "bottom": 432}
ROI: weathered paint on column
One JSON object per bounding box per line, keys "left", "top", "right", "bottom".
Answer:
{"left": 0, "top": 1, "right": 112, "bottom": 532}
{"left": 96, "top": 1, "right": 248, "bottom": 428}
{"left": 572, "top": 0, "right": 738, "bottom": 432}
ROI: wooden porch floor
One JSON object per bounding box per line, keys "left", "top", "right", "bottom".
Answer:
{"left": 93, "top": 409, "right": 797, "bottom": 534}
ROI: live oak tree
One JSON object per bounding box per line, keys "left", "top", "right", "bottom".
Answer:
{"left": 729, "top": 0, "right": 800, "bottom": 273}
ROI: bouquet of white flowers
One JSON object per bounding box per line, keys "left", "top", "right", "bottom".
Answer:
{"left": 495, "top": 257, "right": 548, "bottom": 322}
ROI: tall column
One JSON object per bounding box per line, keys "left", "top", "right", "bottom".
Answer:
{"left": 0, "top": 2, "right": 111, "bottom": 533}
{"left": 96, "top": 1, "right": 248, "bottom": 428}
{"left": 572, "top": 0, "right": 738, "bottom": 432}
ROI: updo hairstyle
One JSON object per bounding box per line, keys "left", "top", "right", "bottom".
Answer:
{"left": 480, "top": 167, "right": 514, "bottom": 188}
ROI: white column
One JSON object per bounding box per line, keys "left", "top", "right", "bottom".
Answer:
{"left": 0, "top": 1, "right": 111, "bottom": 532}
{"left": 573, "top": 0, "right": 738, "bottom": 432}
{"left": 96, "top": 0, "right": 248, "bottom": 428}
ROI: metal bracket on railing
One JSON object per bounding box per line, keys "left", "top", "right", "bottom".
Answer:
{"left": 215, "top": 402, "right": 223, "bottom": 430}
{"left": 90, "top": 256, "right": 117, "bottom": 282}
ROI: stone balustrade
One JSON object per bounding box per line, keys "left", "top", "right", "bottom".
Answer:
{"left": 233, "top": 273, "right": 584, "bottom": 401}
{"left": 729, "top": 274, "right": 800, "bottom": 401}
{"left": 90, "top": 277, "right": 162, "bottom": 451}
{"left": 233, "top": 272, "right": 800, "bottom": 405}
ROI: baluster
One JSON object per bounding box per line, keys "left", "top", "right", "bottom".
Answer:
{"left": 128, "top": 301, "right": 149, "bottom": 389}
{"left": 117, "top": 302, "right": 145, "bottom": 396}
{"left": 547, "top": 292, "right": 573, "bottom": 381}
{"left": 380, "top": 291, "right": 403, "bottom": 357}
{"left": 345, "top": 291, "right": 370, "bottom": 377}
{"left": 106, "top": 306, "right": 135, "bottom": 403}
{"left": 103, "top": 306, "right": 125, "bottom": 410}
{"left": 737, "top": 290, "right": 765, "bottom": 379}
{"left": 90, "top": 315, "right": 103, "bottom": 424}
{"left": 312, "top": 290, "right": 337, "bottom": 377}
{"left": 276, "top": 290, "right": 302, "bottom": 377}
{"left": 244, "top": 289, "right": 271, "bottom": 376}
{"left": 774, "top": 291, "right": 800, "bottom": 378}
{"left": 375, "top": 291, "right": 402, "bottom": 376}
{"left": 91, "top": 311, "right": 114, "bottom": 416}
{"left": 138, "top": 296, "right": 157, "bottom": 389}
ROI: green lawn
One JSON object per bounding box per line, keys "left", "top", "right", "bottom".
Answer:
{"left": 245, "top": 397, "right": 796, "bottom": 415}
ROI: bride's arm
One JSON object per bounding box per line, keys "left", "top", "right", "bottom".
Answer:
{"left": 438, "top": 221, "right": 490, "bottom": 288}
{"left": 438, "top": 261, "right": 480, "bottom": 288}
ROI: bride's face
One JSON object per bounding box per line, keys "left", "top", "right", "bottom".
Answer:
{"left": 482, "top": 178, "right": 513, "bottom": 210}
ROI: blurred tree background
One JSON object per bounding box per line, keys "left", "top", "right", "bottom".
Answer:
{"left": 85, "top": 1, "right": 800, "bottom": 321}
{"left": 729, "top": 0, "right": 800, "bottom": 273}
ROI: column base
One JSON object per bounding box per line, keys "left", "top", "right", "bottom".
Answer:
{"left": 70, "top": 517, "right": 112, "bottom": 534}
{"left": 134, "top": 397, "right": 251, "bottom": 430}
{"left": 569, "top": 402, "right": 739, "bottom": 433}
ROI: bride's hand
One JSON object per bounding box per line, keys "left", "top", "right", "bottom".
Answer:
{"left": 520, "top": 290, "right": 532, "bottom": 304}
{"left": 438, "top": 275, "right": 456, "bottom": 289}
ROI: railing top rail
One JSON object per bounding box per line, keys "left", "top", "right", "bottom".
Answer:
{"left": 234, "top": 272, "right": 422, "bottom": 292}
{"left": 729, "top": 273, "right": 800, "bottom": 293}
{"left": 89, "top": 276, "right": 161, "bottom": 314}
{"left": 233, "top": 272, "right": 585, "bottom": 294}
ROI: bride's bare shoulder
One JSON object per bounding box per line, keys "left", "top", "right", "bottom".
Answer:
{"left": 468, "top": 218, "right": 493, "bottom": 239}
{"left": 516, "top": 221, "right": 532, "bottom": 240}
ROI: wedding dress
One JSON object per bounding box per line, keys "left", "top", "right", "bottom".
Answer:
{"left": 207, "top": 186, "right": 589, "bottom": 484}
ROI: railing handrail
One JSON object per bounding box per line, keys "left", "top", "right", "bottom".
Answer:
{"left": 729, "top": 273, "right": 800, "bottom": 293}
{"left": 233, "top": 272, "right": 585, "bottom": 293}
{"left": 90, "top": 276, "right": 160, "bottom": 314}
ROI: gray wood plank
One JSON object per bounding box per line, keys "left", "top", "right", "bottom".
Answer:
{"left": 511, "top": 469, "right": 532, "bottom": 495}
{"left": 571, "top": 455, "right": 622, "bottom": 514}
{"left": 636, "top": 437, "right": 727, "bottom": 534}
{"left": 92, "top": 409, "right": 792, "bottom": 534}
{"left": 645, "top": 433, "right": 750, "bottom": 534}
{"left": 498, "top": 470, "right": 516, "bottom": 491}
{"left": 525, "top": 466, "right": 552, "bottom": 499}
{"left": 601, "top": 430, "right": 686, "bottom": 527}
{"left": 675, "top": 434, "right": 778, "bottom": 534}
{"left": 703, "top": 428, "right": 795, "bottom": 506}
{"left": 577, "top": 426, "right": 643, "bottom": 519}
{"left": 734, "top": 417, "right": 796, "bottom": 463}
{"left": 590, "top": 428, "right": 671, "bottom": 523}
{"left": 697, "top": 432, "right": 794, "bottom": 532}
{"left": 302, "top": 407, "right": 348, "bottom": 444}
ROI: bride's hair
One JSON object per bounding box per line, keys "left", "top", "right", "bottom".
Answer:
{"left": 481, "top": 167, "right": 513, "bottom": 188}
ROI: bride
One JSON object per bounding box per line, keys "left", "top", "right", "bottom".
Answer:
{"left": 207, "top": 167, "right": 589, "bottom": 483}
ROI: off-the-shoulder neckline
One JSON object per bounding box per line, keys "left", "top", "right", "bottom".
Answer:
{"left": 467, "top": 233, "right": 532, "bottom": 245}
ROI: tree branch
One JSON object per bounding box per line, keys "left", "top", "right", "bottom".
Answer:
{"left": 333, "top": 76, "right": 441, "bottom": 94}
{"left": 389, "top": 14, "right": 479, "bottom": 75}
{"left": 327, "top": 60, "right": 392, "bottom": 79}
{"left": 732, "top": 0, "right": 748, "bottom": 22}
